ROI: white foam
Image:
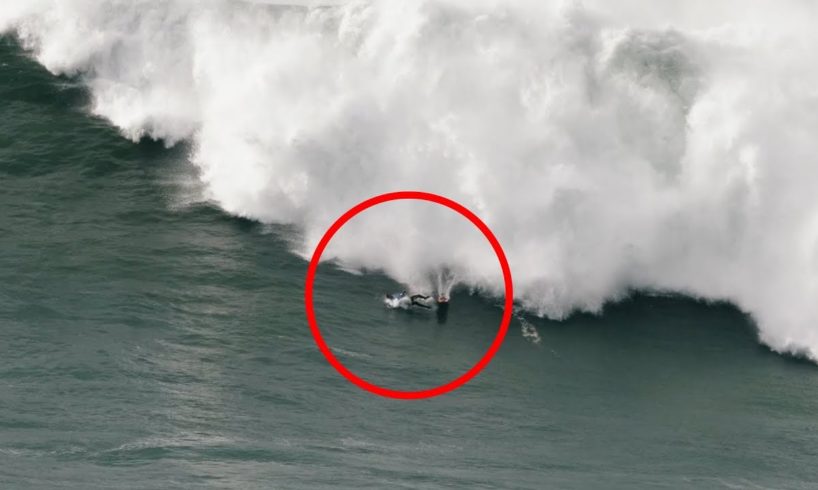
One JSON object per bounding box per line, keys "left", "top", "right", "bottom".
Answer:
{"left": 4, "top": 0, "right": 818, "bottom": 359}
{"left": 518, "top": 313, "right": 542, "bottom": 346}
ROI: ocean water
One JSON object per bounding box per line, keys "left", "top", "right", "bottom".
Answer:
{"left": 2, "top": 3, "right": 818, "bottom": 489}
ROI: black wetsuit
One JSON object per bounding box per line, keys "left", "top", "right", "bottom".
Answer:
{"left": 410, "top": 294, "right": 431, "bottom": 309}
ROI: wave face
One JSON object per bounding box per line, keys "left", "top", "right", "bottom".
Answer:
{"left": 3, "top": 0, "right": 818, "bottom": 359}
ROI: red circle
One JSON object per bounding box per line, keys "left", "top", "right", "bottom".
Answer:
{"left": 304, "top": 191, "right": 514, "bottom": 399}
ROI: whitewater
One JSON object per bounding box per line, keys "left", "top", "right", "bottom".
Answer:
{"left": 2, "top": 0, "right": 818, "bottom": 360}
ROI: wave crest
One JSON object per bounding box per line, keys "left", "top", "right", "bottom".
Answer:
{"left": 4, "top": 0, "right": 818, "bottom": 359}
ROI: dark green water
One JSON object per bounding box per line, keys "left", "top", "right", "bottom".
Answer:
{"left": 2, "top": 37, "right": 817, "bottom": 489}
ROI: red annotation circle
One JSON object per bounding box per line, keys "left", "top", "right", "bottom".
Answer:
{"left": 304, "top": 191, "right": 514, "bottom": 399}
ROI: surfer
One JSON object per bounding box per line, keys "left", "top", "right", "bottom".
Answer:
{"left": 409, "top": 294, "right": 432, "bottom": 309}
{"left": 384, "top": 291, "right": 432, "bottom": 309}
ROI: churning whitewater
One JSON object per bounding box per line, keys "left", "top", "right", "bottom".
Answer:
{"left": 3, "top": 0, "right": 818, "bottom": 359}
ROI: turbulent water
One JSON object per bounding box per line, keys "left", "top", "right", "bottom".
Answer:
{"left": 3, "top": 0, "right": 818, "bottom": 359}
{"left": 2, "top": 2, "right": 818, "bottom": 488}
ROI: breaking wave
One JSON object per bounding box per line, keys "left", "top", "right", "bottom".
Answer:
{"left": 3, "top": 0, "right": 818, "bottom": 359}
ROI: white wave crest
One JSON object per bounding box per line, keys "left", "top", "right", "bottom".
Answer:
{"left": 3, "top": 0, "right": 818, "bottom": 359}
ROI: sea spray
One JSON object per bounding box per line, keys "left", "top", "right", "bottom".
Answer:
{"left": 3, "top": 0, "right": 818, "bottom": 359}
